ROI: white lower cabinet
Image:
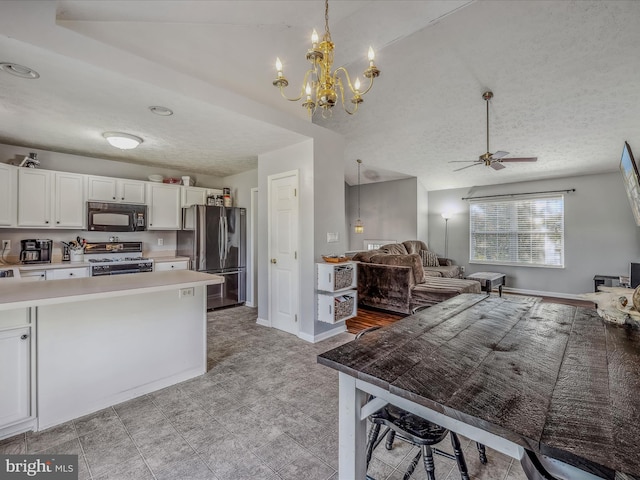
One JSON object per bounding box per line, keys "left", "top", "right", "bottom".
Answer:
{"left": 45, "top": 267, "right": 90, "bottom": 280}
{"left": 155, "top": 260, "right": 189, "bottom": 272}
{"left": 0, "top": 308, "right": 33, "bottom": 434}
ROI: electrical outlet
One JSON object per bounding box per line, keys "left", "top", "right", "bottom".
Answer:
{"left": 179, "top": 287, "right": 194, "bottom": 298}
{"left": 157, "top": 238, "right": 164, "bottom": 246}
{"left": 1, "top": 240, "right": 10, "bottom": 250}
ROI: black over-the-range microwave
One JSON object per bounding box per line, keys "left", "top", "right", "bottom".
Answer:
{"left": 87, "top": 202, "right": 147, "bottom": 232}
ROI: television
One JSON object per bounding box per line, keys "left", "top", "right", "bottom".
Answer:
{"left": 619, "top": 141, "right": 640, "bottom": 226}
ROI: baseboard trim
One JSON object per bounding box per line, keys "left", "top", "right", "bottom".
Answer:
{"left": 503, "top": 287, "right": 586, "bottom": 301}
{"left": 256, "top": 317, "right": 270, "bottom": 327}
{"left": 298, "top": 324, "right": 347, "bottom": 343}
{"left": 245, "top": 301, "right": 255, "bottom": 307}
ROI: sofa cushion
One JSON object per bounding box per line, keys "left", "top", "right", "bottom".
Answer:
{"left": 351, "top": 250, "right": 383, "bottom": 262}
{"left": 379, "top": 243, "right": 409, "bottom": 255}
{"left": 370, "top": 253, "right": 425, "bottom": 285}
{"left": 426, "top": 265, "right": 462, "bottom": 278}
{"left": 402, "top": 240, "right": 428, "bottom": 255}
{"left": 420, "top": 249, "right": 439, "bottom": 267}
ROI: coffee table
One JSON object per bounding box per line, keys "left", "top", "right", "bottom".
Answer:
{"left": 466, "top": 271, "right": 506, "bottom": 296}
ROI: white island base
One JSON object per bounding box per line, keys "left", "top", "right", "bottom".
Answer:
{"left": 0, "top": 270, "right": 221, "bottom": 436}
{"left": 37, "top": 287, "right": 206, "bottom": 430}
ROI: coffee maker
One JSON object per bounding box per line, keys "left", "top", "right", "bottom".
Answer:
{"left": 20, "top": 239, "right": 53, "bottom": 264}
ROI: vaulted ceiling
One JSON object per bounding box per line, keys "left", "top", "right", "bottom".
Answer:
{"left": 1, "top": 1, "right": 639, "bottom": 190}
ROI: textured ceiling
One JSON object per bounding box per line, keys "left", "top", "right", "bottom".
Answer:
{"left": 0, "top": 1, "right": 639, "bottom": 189}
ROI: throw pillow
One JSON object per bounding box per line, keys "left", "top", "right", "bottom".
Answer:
{"left": 420, "top": 249, "right": 439, "bottom": 267}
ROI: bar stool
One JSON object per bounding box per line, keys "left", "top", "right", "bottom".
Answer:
{"left": 356, "top": 326, "right": 487, "bottom": 480}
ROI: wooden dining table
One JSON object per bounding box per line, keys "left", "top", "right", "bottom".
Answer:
{"left": 318, "top": 294, "right": 640, "bottom": 480}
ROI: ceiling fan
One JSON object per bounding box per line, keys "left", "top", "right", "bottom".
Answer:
{"left": 450, "top": 91, "right": 537, "bottom": 171}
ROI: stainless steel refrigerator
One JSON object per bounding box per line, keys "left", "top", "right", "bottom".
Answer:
{"left": 177, "top": 205, "right": 246, "bottom": 309}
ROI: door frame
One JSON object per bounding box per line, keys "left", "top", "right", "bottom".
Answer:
{"left": 246, "top": 187, "right": 258, "bottom": 307}
{"left": 267, "top": 170, "right": 300, "bottom": 335}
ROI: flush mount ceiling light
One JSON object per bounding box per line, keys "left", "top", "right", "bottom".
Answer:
{"left": 0, "top": 62, "right": 40, "bottom": 79}
{"left": 148, "top": 106, "right": 173, "bottom": 116}
{"left": 103, "top": 132, "right": 143, "bottom": 150}
{"left": 272, "top": 0, "right": 380, "bottom": 118}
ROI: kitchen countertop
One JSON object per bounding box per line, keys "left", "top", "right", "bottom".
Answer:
{"left": 0, "top": 270, "right": 222, "bottom": 311}
{"left": 16, "top": 256, "right": 190, "bottom": 271}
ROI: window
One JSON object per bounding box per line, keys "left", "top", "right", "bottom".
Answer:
{"left": 469, "top": 195, "right": 564, "bottom": 267}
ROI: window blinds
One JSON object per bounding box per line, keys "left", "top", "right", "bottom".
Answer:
{"left": 469, "top": 195, "right": 564, "bottom": 267}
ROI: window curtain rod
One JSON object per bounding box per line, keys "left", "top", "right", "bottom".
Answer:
{"left": 461, "top": 188, "right": 575, "bottom": 201}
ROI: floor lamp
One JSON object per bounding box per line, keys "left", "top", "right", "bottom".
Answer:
{"left": 441, "top": 213, "right": 452, "bottom": 258}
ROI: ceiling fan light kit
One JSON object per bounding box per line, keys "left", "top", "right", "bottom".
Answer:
{"left": 450, "top": 90, "right": 537, "bottom": 172}
{"left": 272, "top": 0, "right": 380, "bottom": 118}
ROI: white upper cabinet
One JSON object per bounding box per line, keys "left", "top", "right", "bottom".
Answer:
{"left": 0, "top": 164, "right": 17, "bottom": 227}
{"left": 54, "top": 172, "right": 86, "bottom": 228}
{"left": 181, "top": 186, "right": 209, "bottom": 207}
{"left": 18, "top": 169, "right": 52, "bottom": 227}
{"left": 18, "top": 169, "right": 85, "bottom": 229}
{"left": 87, "top": 176, "right": 145, "bottom": 204}
{"left": 146, "top": 183, "right": 181, "bottom": 230}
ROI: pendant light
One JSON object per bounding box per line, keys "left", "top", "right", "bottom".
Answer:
{"left": 354, "top": 159, "right": 364, "bottom": 234}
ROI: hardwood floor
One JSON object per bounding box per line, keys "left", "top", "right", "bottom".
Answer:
{"left": 346, "top": 294, "right": 595, "bottom": 334}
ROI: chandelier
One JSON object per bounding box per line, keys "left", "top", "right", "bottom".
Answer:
{"left": 272, "top": 0, "right": 380, "bottom": 118}
{"left": 354, "top": 159, "right": 364, "bottom": 234}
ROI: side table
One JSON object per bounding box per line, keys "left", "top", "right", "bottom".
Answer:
{"left": 466, "top": 272, "right": 506, "bottom": 297}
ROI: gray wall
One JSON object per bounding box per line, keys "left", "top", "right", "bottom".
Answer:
{"left": 346, "top": 178, "right": 420, "bottom": 250}
{"left": 428, "top": 172, "right": 640, "bottom": 296}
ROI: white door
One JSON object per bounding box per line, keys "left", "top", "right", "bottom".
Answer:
{"left": 0, "top": 163, "right": 17, "bottom": 227}
{"left": 268, "top": 171, "right": 299, "bottom": 335}
{"left": 18, "top": 169, "right": 51, "bottom": 227}
{"left": 147, "top": 183, "right": 181, "bottom": 230}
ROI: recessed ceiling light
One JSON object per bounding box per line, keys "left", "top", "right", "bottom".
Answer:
{"left": 148, "top": 106, "right": 173, "bottom": 116}
{"left": 103, "top": 132, "right": 143, "bottom": 150}
{"left": 0, "top": 62, "right": 40, "bottom": 79}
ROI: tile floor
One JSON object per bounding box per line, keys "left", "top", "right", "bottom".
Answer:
{"left": 0, "top": 306, "right": 529, "bottom": 480}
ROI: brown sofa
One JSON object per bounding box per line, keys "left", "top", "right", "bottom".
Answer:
{"left": 351, "top": 240, "right": 481, "bottom": 314}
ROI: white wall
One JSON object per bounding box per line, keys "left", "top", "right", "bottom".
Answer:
{"left": 416, "top": 180, "right": 429, "bottom": 243}
{"left": 346, "top": 178, "right": 420, "bottom": 250}
{"left": 428, "top": 172, "right": 640, "bottom": 296}
{"left": 257, "top": 132, "right": 346, "bottom": 341}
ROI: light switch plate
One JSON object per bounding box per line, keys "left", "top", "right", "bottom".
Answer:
{"left": 327, "top": 232, "right": 339, "bottom": 243}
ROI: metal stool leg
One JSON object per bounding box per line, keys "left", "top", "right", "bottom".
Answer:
{"left": 476, "top": 442, "right": 487, "bottom": 464}
{"left": 385, "top": 430, "right": 396, "bottom": 450}
{"left": 365, "top": 423, "right": 381, "bottom": 468}
{"left": 450, "top": 432, "right": 470, "bottom": 480}
{"left": 421, "top": 445, "right": 437, "bottom": 480}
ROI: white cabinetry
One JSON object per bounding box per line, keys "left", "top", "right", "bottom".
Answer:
{"left": 0, "top": 308, "right": 33, "bottom": 435}
{"left": 17, "top": 169, "right": 85, "bottom": 228}
{"left": 54, "top": 172, "right": 86, "bottom": 228}
{"left": 147, "top": 183, "right": 181, "bottom": 230}
{"left": 0, "top": 163, "right": 17, "bottom": 227}
{"left": 155, "top": 260, "right": 189, "bottom": 272}
{"left": 87, "top": 176, "right": 145, "bottom": 204}
{"left": 181, "top": 187, "right": 223, "bottom": 207}
{"left": 45, "top": 267, "right": 90, "bottom": 280}
{"left": 17, "top": 168, "right": 52, "bottom": 227}
{"left": 316, "top": 262, "right": 357, "bottom": 324}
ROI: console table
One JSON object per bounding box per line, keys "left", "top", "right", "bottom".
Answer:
{"left": 318, "top": 294, "right": 640, "bottom": 480}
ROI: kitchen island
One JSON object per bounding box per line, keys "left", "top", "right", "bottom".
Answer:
{"left": 0, "top": 270, "right": 222, "bottom": 438}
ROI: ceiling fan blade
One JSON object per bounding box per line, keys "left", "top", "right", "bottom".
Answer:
{"left": 453, "top": 163, "right": 482, "bottom": 172}
{"left": 500, "top": 157, "right": 538, "bottom": 162}
{"left": 490, "top": 161, "right": 506, "bottom": 171}
{"left": 448, "top": 160, "right": 479, "bottom": 163}
{"left": 492, "top": 151, "right": 509, "bottom": 159}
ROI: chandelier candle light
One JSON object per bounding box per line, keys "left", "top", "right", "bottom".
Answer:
{"left": 354, "top": 159, "right": 364, "bottom": 234}
{"left": 272, "top": 0, "right": 380, "bottom": 117}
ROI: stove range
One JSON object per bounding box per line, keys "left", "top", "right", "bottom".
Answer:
{"left": 84, "top": 242, "right": 154, "bottom": 276}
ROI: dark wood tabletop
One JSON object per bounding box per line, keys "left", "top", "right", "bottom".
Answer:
{"left": 318, "top": 294, "right": 640, "bottom": 480}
